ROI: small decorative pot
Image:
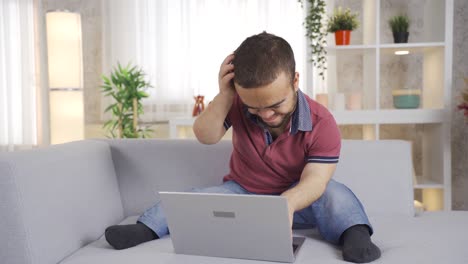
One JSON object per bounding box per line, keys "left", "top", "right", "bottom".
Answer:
{"left": 315, "top": 93, "right": 329, "bottom": 108}
{"left": 346, "top": 92, "right": 362, "bottom": 110}
{"left": 393, "top": 32, "right": 409, "bottom": 43}
{"left": 192, "top": 95, "right": 205, "bottom": 117}
{"left": 392, "top": 89, "right": 421, "bottom": 109}
{"left": 335, "top": 30, "right": 351, "bottom": 45}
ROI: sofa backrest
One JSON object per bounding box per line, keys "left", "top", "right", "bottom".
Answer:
{"left": 0, "top": 141, "right": 124, "bottom": 264}
{"left": 101, "top": 139, "right": 232, "bottom": 217}
{"left": 334, "top": 140, "right": 414, "bottom": 217}
{"left": 104, "top": 139, "right": 414, "bottom": 218}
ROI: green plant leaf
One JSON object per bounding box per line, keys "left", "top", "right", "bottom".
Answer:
{"left": 99, "top": 62, "right": 153, "bottom": 138}
{"left": 389, "top": 14, "right": 410, "bottom": 33}
{"left": 101, "top": 75, "right": 111, "bottom": 84}
{"left": 327, "top": 7, "right": 360, "bottom": 32}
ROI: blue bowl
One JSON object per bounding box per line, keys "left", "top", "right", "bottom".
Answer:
{"left": 392, "top": 90, "right": 421, "bottom": 109}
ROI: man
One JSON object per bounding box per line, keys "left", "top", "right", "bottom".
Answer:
{"left": 105, "top": 32, "right": 381, "bottom": 263}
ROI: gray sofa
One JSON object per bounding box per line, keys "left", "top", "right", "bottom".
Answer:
{"left": 1, "top": 139, "right": 467, "bottom": 264}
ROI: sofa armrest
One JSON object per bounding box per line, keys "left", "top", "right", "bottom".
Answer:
{"left": 0, "top": 162, "right": 32, "bottom": 264}
{"left": 0, "top": 141, "right": 124, "bottom": 264}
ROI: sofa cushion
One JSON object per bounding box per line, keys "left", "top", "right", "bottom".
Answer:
{"left": 334, "top": 140, "right": 414, "bottom": 217}
{"left": 60, "top": 212, "right": 468, "bottom": 264}
{"left": 99, "top": 139, "right": 232, "bottom": 217}
{"left": 0, "top": 141, "right": 124, "bottom": 264}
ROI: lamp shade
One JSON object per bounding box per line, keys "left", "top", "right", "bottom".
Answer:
{"left": 46, "top": 11, "right": 83, "bottom": 89}
{"left": 46, "top": 11, "right": 84, "bottom": 144}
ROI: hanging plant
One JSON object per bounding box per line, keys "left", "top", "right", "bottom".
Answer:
{"left": 100, "top": 62, "right": 153, "bottom": 138}
{"left": 298, "top": 0, "right": 328, "bottom": 80}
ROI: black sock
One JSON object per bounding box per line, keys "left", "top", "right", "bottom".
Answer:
{"left": 105, "top": 222, "right": 159, "bottom": 250}
{"left": 341, "top": 225, "right": 381, "bottom": 263}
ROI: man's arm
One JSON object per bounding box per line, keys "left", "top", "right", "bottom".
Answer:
{"left": 193, "top": 54, "right": 235, "bottom": 144}
{"left": 281, "top": 162, "right": 337, "bottom": 227}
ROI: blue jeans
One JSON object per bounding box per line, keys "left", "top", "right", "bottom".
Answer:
{"left": 138, "top": 179, "right": 373, "bottom": 244}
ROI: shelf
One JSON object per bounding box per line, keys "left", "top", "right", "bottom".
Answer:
{"left": 169, "top": 117, "right": 196, "bottom": 138}
{"left": 169, "top": 117, "right": 195, "bottom": 125}
{"left": 379, "top": 42, "right": 445, "bottom": 49}
{"left": 414, "top": 176, "right": 444, "bottom": 189}
{"left": 380, "top": 42, "right": 445, "bottom": 55}
{"left": 168, "top": 109, "right": 445, "bottom": 131}
{"left": 327, "top": 44, "right": 377, "bottom": 50}
{"left": 326, "top": 43, "right": 444, "bottom": 52}
{"left": 331, "top": 109, "right": 445, "bottom": 125}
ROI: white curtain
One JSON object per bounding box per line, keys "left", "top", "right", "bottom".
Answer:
{"left": 0, "top": 0, "right": 37, "bottom": 151}
{"left": 102, "top": 0, "right": 306, "bottom": 122}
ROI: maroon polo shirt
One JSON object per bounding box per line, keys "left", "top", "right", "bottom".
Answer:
{"left": 222, "top": 90, "right": 341, "bottom": 194}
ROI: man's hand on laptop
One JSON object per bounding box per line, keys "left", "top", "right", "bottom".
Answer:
{"left": 287, "top": 205, "right": 294, "bottom": 230}
{"left": 281, "top": 192, "right": 297, "bottom": 231}
{"left": 283, "top": 198, "right": 295, "bottom": 231}
{"left": 285, "top": 201, "right": 295, "bottom": 238}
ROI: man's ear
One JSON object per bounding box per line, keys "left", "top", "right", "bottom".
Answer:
{"left": 230, "top": 78, "right": 235, "bottom": 89}
{"left": 233, "top": 80, "right": 240, "bottom": 93}
{"left": 293, "top": 72, "right": 300, "bottom": 92}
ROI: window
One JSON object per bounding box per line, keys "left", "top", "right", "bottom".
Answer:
{"left": 102, "top": 0, "right": 306, "bottom": 121}
{"left": 0, "top": 0, "right": 37, "bottom": 150}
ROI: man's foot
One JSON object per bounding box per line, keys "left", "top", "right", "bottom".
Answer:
{"left": 341, "top": 225, "right": 381, "bottom": 263}
{"left": 105, "top": 222, "right": 159, "bottom": 250}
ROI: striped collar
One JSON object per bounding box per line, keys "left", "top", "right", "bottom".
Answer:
{"left": 290, "top": 90, "right": 313, "bottom": 134}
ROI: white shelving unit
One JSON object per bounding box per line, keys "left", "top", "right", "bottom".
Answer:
{"left": 169, "top": 117, "right": 196, "bottom": 139}
{"left": 321, "top": 0, "right": 453, "bottom": 211}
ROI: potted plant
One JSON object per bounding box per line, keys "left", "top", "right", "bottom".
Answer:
{"left": 389, "top": 14, "right": 410, "bottom": 43}
{"left": 457, "top": 77, "right": 468, "bottom": 122}
{"left": 299, "top": 0, "right": 327, "bottom": 80}
{"left": 100, "top": 62, "right": 153, "bottom": 138}
{"left": 327, "top": 7, "right": 359, "bottom": 45}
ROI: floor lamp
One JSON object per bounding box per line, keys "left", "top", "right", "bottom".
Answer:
{"left": 45, "top": 11, "right": 84, "bottom": 144}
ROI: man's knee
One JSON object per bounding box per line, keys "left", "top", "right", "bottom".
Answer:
{"left": 317, "top": 180, "right": 358, "bottom": 209}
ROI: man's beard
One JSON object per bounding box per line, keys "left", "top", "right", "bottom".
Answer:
{"left": 258, "top": 92, "right": 298, "bottom": 129}
{"left": 258, "top": 110, "right": 294, "bottom": 129}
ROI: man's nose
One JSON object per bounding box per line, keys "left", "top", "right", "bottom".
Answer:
{"left": 257, "top": 108, "right": 275, "bottom": 119}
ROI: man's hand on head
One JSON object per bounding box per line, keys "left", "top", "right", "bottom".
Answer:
{"left": 218, "top": 54, "right": 236, "bottom": 97}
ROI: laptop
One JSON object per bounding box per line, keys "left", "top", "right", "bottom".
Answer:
{"left": 159, "top": 192, "right": 305, "bottom": 263}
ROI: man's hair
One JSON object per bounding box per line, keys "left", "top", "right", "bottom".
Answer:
{"left": 233, "top": 32, "right": 296, "bottom": 88}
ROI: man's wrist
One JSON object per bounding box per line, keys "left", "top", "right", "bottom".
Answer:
{"left": 218, "top": 90, "right": 235, "bottom": 100}
{"left": 282, "top": 191, "right": 298, "bottom": 213}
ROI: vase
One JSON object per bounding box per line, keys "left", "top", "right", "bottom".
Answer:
{"left": 192, "top": 95, "right": 205, "bottom": 117}
{"left": 393, "top": 32, "right": 409, "bottom": 43}
{"left": 315, "top": 93, "right": 329, "bottom": 109}
{"left": 335, "top": 30, "right": 351, "bottom": 45}
{"left": 346, "top": 92, "right": 362, "bottom": 110}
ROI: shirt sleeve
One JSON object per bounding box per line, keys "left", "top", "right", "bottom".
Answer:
{"left": 223, "top": 118, "right": 231, "bottom": 130}
{"left": 306, "top": 116, "right": 341, "bottom": 164}
{"left": 223, "top": 94, "right": 239, "bottom": 131}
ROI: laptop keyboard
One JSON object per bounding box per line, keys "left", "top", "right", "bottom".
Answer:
{"left": 292, "top": 243, "right": 299, "bottom": 252}
{"left": 292, "top": 237, "right": 306, "bottom": 253}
